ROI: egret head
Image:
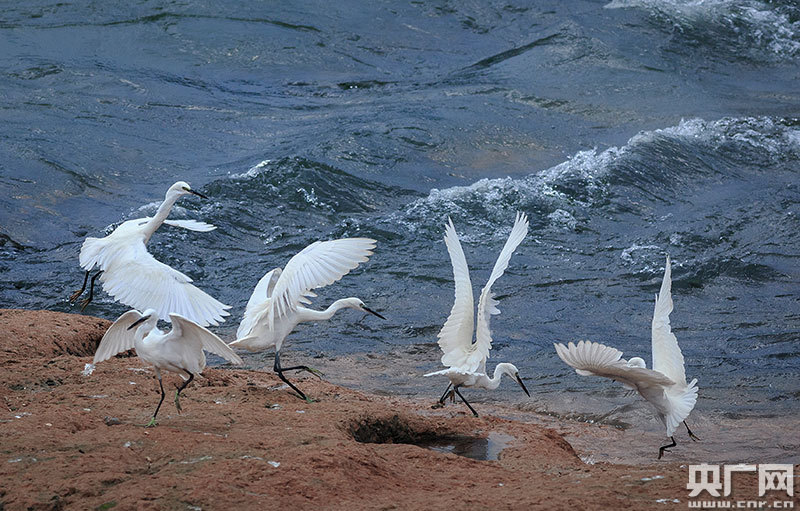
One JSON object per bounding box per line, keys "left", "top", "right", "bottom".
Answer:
{"left": 167, "top": 181, "right": 208, "bottom": 200}
{"left": 496, "top": 362, "right": 531, "bottom": 397}
{"left": 127, "top": 309, "right": 158, "bottom": 332}
{"left": 627, "top": 357, "right": 646, "bottom": 369}
{"left": 350, "top": 298, "right": 386, "bottom": 320}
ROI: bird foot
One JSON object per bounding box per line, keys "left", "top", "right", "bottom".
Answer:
{"left": 431, "top": 402, "right": 445, "bottom": 409}
{"left": 689, "top": 432, "right": 701, "bottom": 442}
{"left": 304, "top": 396, "right": 317, "bottom": 404}
{"left": 174, "top": 391, "right": 182, "bottom": 413}
{"left": 79, "top": 297, "right": 92, "bottom": 311}
{"left": 68, "top": 289, "right": 83, "bottom": 303}
{"left": 145, "top": 417, "right": 158, "bottom": 428}
{"left": 298, "top": 367, "right": 324, "bottom": 380}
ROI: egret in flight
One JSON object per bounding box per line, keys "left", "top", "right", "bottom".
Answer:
{"left": 92, "top": 308, "right": 243, "bottom": 426}
{"left": 425, "top": 213, "right": 531, "bottom": 417}
{"left": 554, "top": 256, "right": 699, "bottom": 459}
{"left": 230, "top": 238, "right": 386, "bottom": 401}
{"left": 71, "top": 181, "right": 230, "bottom": 327}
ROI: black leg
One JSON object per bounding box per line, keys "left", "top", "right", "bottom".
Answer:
{"left": 274, "top": 351, "right": 309, "bottom": 401}
{"left": 279, "top": 364, "right": 323, "bottom": 378}
{"left": 453, "top": 386, "right": 479, "bottom": 417}
{"left": 438, "top": 383, "right": 453, "bottom": 404}
{"left": 173, "top": 371, "right": 194, "bottom": 413}
{"left": 684, "top": 420, "right": 700, "bottom": 441}
{"left": 70, "top": 271, "right": 89, "bottom": 303}
{"left": 152, "top": 376, "right": 166, "bottom": 420}
{"left": 80, "top": 270, "right": 103, "bottom": 311}
{"left": 658, "top": 436, "right": 677, "bottom": 460}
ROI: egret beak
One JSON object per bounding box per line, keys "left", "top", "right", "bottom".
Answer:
{"left": 128, "top": 315, "right": 151, "bottom": 330}
{"left": 361, "top": 306, "right": 386, "bottom": 320}
{"left": 515, "top": 372, "right": 530, "bottom": 397}
{"left": 182, "top": 186, "right": 208, "bottom": 199}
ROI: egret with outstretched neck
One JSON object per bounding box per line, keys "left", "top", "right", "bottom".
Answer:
{"left": 230, "top": 238, "right": 386, "bottom": 401}
{"left": 71, "top": 181, "right": 230, "bottom": 326}
{"left": 554, "top": 256, "right": 700, "bottom": 459}
{"left": 425, "top": 213, "right": 531, "bottom": 417}
{"left": 91, "top": 308, "right": 243, "bottom": 426}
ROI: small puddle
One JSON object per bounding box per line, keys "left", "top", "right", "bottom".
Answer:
{"left": 419, "top": 431, "right": 514, "bottom": 461}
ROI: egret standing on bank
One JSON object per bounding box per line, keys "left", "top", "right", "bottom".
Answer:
{"left": 92, "top": 308, "right": 243, "bottom": 426}
{"left": 554, "top": 256, "right": 699, "bottom": 459}
{"left": 230, "top": 238, "right": 385, "bottom": 401}
{"left": 71, "top": 181, "right": 230, "bottom": 327}
{"left": 425, "top": 213, "right": 531, "bottom": 417}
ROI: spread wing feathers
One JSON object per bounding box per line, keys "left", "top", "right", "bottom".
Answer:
{"left": 93, "top": 310, "right": 142, "bottom": 364}
{"left": 473, "top": 212, "right": 528, "bottom": 371}
{"left": 98, "top": 241, "right": 230, "bottom": 327}
{"left": 267, "top": 238, "right": 377, "bottom": 328}
{"left": 163, "top": 219, "right": 217, "bottom": 232}
{"left": 237, "top": 268, "right": 282, "bottom": 339}
{"left": 437, "top": 218, "right": 476, "bottom": 369}
{"left": 651, "top": 256, "right": 687, "bottom": 387}
{"left": 168, "top": 314, "right": 243, "bottom": 365}
{"left": 664, "top": 378, "right": 699, "bottom": 436}
{"left": 554, "top": 341, "right": 675, "bottom": 388}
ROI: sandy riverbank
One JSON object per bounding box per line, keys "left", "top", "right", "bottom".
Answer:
{"left": 0, "top": 309, "right": 780, "bottom": 510}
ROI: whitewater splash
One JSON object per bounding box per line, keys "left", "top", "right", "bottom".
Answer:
{"left": 605, "top": 0, "right": 800, "bottom": 61}
{"left": 390, "top": 116, "right": 800, "bottom": 237}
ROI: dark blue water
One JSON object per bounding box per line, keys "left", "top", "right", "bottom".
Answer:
{"left": 1, "top": 0, "right": 798, "bottom": 461}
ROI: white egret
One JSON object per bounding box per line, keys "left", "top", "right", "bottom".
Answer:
{"left": 230, "top": 238, "right": 386, "bottom": 401}
{"left": 554, "top": 256, "right": 699, "bottom": 459}
{"left": 425, "top": 213, "right": 531, "bottom": 417}
{"left": 71, "top": 181, "right": 230, "bottom": 327}
{"left": 92, "top": 308, "right": 243, "bottom": 426}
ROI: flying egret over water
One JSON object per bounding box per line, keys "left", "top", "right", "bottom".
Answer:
{"left": 230, "top": 237, "right": 386, "bottom": 401}
{"left": 425, "top": 213, "right": 531, "bottom": 417}
{"left": 71, "top": 181, "right": 230, "bottom": 327}
{"left": 554, "top": 256, "right": 699, "bottom": 459}
{"left": 92, "top": 308, "right": 243, "bottom": 426}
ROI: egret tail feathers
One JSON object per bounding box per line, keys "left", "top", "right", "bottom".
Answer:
{"left": 664, "top": 378, "right": 698, "bottom": 436}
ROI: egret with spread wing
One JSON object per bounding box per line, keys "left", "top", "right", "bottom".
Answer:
{"left": 425, "top": 213, "right": 531, "bottom": 417}
{"left": 71, "top": 181, "right": 230, "bottom": 327}
{"left": 92, "top": 308, "right": 243, "bottom": 426}
{"left": 554, "top": 256, "right": 699, "bottom": 459}
{"left": 230, "top": 238, "right": 385, "bottom": 401}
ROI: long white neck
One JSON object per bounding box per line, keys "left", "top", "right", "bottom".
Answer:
{"left": 132, "top": 322, "right": 158, "bottom": 350}
{"left": 142, "top": 192, "right": 181, "bottom": 243}
{"left": 297, "top": 298, "right": 361, "bottom": 322}
{"left": 478, "top": 363, "right": 516, "bottom": 390}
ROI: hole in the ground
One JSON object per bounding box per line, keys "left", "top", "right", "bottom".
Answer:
{"left": 347, "top": 415, "right": 513, "bottom": 461}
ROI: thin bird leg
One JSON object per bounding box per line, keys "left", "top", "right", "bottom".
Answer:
{"left": 684, "top": 420, "right": 700, "bottom": 442}
{"left": 278, "top": 364, "right": 324, "bottom": 379}
{"left": 431, "top": 383, "right": 453, "bottom": 409}
{"left": 657, "top": 436, "right": 677, "bottom": 460}
{"left": 453, "top": 386, "right": 479, "bottom": 418}
{"left": 438, "top": 383, "right": 453, "bottom": 404}
{"left": 173, "top": 371, "right": 194, "bottom": 413}
{"left": 80, "top": 270, "right": 103, "bottom": 311}
{"left": 147, "top": 375, "right": 166, "bottom": 427}
{"left": 274, "top": 352, "right": 310, "bottom": 401}
{"left": 69, "top": 271, "right": 89, "bottom": 303}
